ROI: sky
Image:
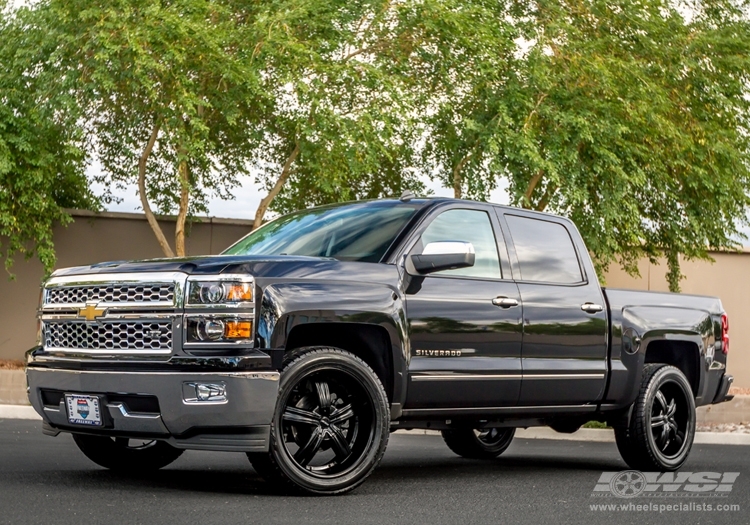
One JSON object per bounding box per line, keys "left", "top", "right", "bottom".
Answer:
{"left": 93, "top": 168, "right": 511, "bottom": 221}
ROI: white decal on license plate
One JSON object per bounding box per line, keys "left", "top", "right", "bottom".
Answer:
{"left": 65, "top": 395, "right": 102, "bottom": 426}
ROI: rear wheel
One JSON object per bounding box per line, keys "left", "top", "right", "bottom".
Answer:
{"left": 614, "top": 364, "right": 696, "bottom": 471}
{"left": 72, "top": 434, "right": 184, "bottom": 471}
{"left": 441, "top": 427, "right": 515, "bottom": 459}
{"left": 248, "top": 347, "right": 390, "bottom": 495}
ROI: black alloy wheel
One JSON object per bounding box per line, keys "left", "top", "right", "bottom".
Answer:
{"left": 649, "top": 382, "right": 690, "bottom": 457}
{"left": 614, "top": 364, "right": 696, "bottom": 471}
{"left": 72, "top": 434, "right": 184, "bottom": 471}
{"left": 441, "top": 427, "right": 515, "bottom": 459}
{"left": 248, "top": 347, "right": 390, "bottom": 495}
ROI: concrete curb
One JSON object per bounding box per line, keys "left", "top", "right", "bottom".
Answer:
{"left": 0, "top": 405, "right": 40, "bottom": 420}
{"left": 3, "top": 405, "right": 750, "bottom": 445}
{"left": 395, "top": 427, "right": 750, "bottom": 445}
{"left": 0, "top": 370, "right": 28, "bottom": 405}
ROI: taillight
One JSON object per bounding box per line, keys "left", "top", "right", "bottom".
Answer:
{"left": 721, "top": 313, "right": 729, "bottom": 355}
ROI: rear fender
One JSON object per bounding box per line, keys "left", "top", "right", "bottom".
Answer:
{"left": 604, "top": 306, "right": 715, "bottom": 408}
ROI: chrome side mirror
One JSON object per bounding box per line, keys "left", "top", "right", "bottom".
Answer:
{"left": 410, "top": 241, "right": 475, "bottom": 274}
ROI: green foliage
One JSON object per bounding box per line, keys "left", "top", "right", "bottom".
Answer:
{"left": 582, "top": 420, "right": 609, "bottom": 429}
{"left": 9, "top": 0, "right": 427, "bottom": 252}
{"left": 508, "top": 0, "right": 750, "bottom": 292}
{"left": 250, "top": 0, "right": 426, "bottom": 221}
{"left": 0, "top": 2, "right": 98, "bottom": 274}
{"left": 419, "top": 0, "right": 750, "bottom": 291}
{"left": 3, "top": 0, "right": 749, "bottom": 288}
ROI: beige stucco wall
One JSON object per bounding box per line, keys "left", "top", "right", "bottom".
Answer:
{"left": 0, "top": 210, "right": 253, "bottom": 362}
{"left": 604, "top": 252, "right": 750, "bottom": 388}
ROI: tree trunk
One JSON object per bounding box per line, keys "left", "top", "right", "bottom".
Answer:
{"left": 174, "top": 156, "right": 190, "bottom": 257}
{"left": 451, "top": 151, "right": 474, "bottom": 199}
{"left": 666, "top": 250, "right": 682, "bottom": 293}
{"left": 253, "top": 143, "right": 300, "bottom": 230}
{"left": 138, "top": 120, "right": 175, "bottom": 257}
{"left": 523, "top": 169, "right": 544, "bottom": 209}
{"left": 535, "top": 183, "right": 558, "bottom": 212}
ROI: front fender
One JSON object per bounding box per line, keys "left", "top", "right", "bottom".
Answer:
{"left": 256, "top": 281, "right": 409, "bottom": 405}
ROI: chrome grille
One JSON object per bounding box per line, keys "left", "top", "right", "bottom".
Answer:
{"left": 44, "top": 320, "right": 173, "bottom": 353}
{"left": 46, "top": 284, "right": 175, "bottom": 305}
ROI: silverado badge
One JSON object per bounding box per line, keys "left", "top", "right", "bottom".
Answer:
{"left": 78, "top": 302, "right": 107, "bottom": 322}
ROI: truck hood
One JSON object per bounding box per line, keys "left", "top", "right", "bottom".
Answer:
{"left": 51, "top": 255, "right": 400, "bottom": 284}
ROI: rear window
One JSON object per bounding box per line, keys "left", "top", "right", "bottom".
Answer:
{"left": 505, "top": 215, "right": 583, "bottom": 283}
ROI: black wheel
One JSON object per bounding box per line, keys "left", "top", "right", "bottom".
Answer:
{"left": 248, "top": 347, "right": 390, "bottom": 495}
{"left": 72, "top": 434, "right": 184, "bottom": 471}
{"left": 441, "top": 427, "right": 515, "bottom": 459}
{"left": 614, "top": 364, "right": 696, "bottom": 471}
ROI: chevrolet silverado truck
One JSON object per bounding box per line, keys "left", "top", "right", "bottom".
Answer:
{"left": 26, "top": 197, "right": 734, "bottom": 495}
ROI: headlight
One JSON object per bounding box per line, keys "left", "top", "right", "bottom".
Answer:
{"left": 187, "top": 316, "right": 254, "bottom": 343}
{"left": 187, "top": 279, "right": 253, "bottom": 306}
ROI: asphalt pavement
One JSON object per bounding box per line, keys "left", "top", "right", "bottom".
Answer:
{"left": 1, "top": 419, "right": 747, "bottom": 525}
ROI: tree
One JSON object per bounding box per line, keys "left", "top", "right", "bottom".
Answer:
{"left": 0, "top": 2, "right": 99, "bottom": 274}
{"left": 247, "top": 0, "right": 426, "bottom": 225}
{"left": 404, "top": 0, "right": 523, "bottom": 201}
{"left": 419, "top": 0, "right": 750, "bottom": 291}
{"left": 28, "top": 0, "right": 271, "bottom": 257}
{"left": 11, "top": 0, "right": 427, "bottom": 255}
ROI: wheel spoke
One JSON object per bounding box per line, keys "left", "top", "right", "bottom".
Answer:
{"left": 660, "top": 425, "right": 671, "bottom": 451}
{"left": 282, "top": 406, "right": 321, "bottom": 426}
{"left": 328, "top": 426, "right": 352, "bottom": 460}
{"left": 315, "top": 382, "right": 332, "bottom": 411}
{"left": 330, "top": 404, "right": 354, "bottom": 425}
{"left": 651, "top": 415, "right": 666, "bottom": 428}
{"left": 294, "top": 426, "right": 325, "bottom": 467}
{"left": 666, "top": 398, "right": 677, "bottom": 417}
{"left": 655, "top": 390, "right": 668, "bottom": 413}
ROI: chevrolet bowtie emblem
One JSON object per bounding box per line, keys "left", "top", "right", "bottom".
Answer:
{"left": 78, "top": 302, "right": 107, "bottom": 322}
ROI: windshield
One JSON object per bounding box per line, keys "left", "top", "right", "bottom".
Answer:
{"left": 223, "top": 201, "right": 421, "bottom": 263}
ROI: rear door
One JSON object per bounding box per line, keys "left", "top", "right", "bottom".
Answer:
{"left": 403, "top": 204, "right": 523, "bottom": 409}
{"left": 498, "top": 211, "right": 608, "bottom": 406}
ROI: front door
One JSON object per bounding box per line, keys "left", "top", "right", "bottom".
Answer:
{"left": 403, "top": 206, "right": 523, "bottom": 409}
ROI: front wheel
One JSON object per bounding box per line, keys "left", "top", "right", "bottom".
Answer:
{"left": 248, "top": 347, "right": 390, "bottom": 495}
{"left": 72, "top": 434, "right": 184, "bottom": 471}
{"left": 614, "top": 364, "right": 696, "bottom": 471}
{"left": 441, "top": 427, "right": 515, "bottom": 459}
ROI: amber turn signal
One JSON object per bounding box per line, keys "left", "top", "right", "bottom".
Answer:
{"left": 225, "top": 320, "right": 252, "bottom": 339}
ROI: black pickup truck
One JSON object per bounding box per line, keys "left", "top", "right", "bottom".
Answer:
{"left": 26, "top": 197, "right": 734, "bottom": 494}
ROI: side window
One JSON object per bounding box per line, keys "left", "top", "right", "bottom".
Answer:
{"left": 505, "top": 215, "right": 583, "bottom": 283}
{"left": 419, "top": 209, "right": 502, "bottom": 279}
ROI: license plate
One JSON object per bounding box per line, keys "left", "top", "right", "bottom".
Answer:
{"left": 65, "top": 394, "right": 102, "bottom": 426}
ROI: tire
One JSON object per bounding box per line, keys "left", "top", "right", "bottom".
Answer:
{"left": 441, "top": 427, "right": 515, "bottom": 459}
{"left": 614, "top": 364, "right": 696, "bottom": 471}
{"left": 248, "top": 347, "right": 390, "bottom": 495}
{"left": 72, "top": 434, "right": 184, "bottom": 471}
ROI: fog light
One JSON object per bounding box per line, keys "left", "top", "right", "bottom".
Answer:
{"left": 201, "top": 319, "right": 225, "bottom": 341}
{"left": 186, "top": 316, "right": 253, "bottom": 343}
{"left": 183, "top": 382, "right": 227, "bottom": 404}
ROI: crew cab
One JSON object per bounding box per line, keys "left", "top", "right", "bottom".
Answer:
{"left": 26, "top": 197, "right": 734, "bottom": 494}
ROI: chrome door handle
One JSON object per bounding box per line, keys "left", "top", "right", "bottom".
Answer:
{"left": 581, "top": 302, "right": 604, "bottom": 313}
{"left": 492, "top": 297, "right": 519, "bottom": 308}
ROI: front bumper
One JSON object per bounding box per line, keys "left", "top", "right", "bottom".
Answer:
{"left": 26, "top": 366, "right": 280, "bottom": 452}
